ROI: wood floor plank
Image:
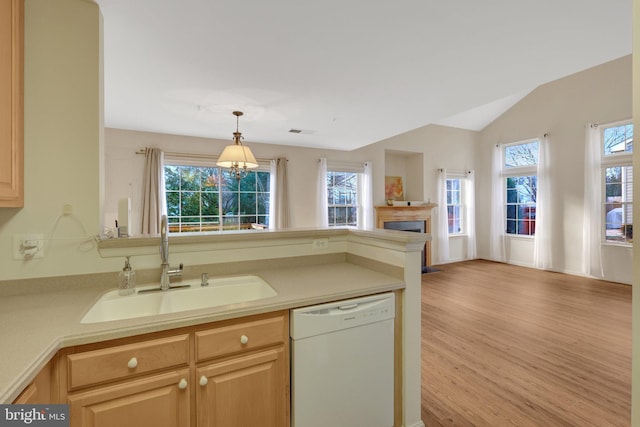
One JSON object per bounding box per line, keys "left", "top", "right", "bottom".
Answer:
{"left": 422, "top": 260, "right": 631, "bottom": 427}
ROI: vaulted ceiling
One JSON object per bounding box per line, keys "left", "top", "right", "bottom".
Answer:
{"left": 96, "top": 0, "right": 632, "bottom": 150}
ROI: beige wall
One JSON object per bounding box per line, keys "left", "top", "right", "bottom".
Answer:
{"left": 104, "top": 128, "right": 374, "bottom": 232}
{"left": 356, "top": 124, "right": 480, "bottom": 262}
{"left": 105, "top": 124, "right": 479, "bottom": 265}
{"left": 477, "top": 56, "right": 633, "bottom": 284}
{"left": 0, "top": 0, "right": 108, "bottom": 281}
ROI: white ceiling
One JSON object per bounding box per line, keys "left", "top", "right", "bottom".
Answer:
{"left": 96, "top": 0, "right": 632, "bottom": 151}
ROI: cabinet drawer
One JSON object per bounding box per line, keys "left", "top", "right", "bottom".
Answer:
{"left": 196, "top": 314, "right": 285, "bottom": 362}
{"left": 67, "top": 334, "right": 190, "bottom": 390}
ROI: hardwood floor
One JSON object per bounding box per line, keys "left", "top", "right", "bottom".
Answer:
{"left": 421, "top": 260, "right": 631, "bottom": 427}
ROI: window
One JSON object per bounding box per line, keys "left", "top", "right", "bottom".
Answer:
{"left": 503, "top": 140, "right": 539, "bottom": 236}
{"left": 602, "top": 121, "right": 633, "bottom": 243}
{"left": 164, "top": 164, "right": 270, "bottom": 233}
{"left": 446, "top": 178, "right": 463, "bottom": 234}
{"left": 326, "top": 171, "right": 358, "bottom": 226}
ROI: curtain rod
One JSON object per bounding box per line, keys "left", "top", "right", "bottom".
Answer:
{"left": 135, "top": 148, "right": 272, "bottom": 163}
{"left": 437, "top": 168, "right": 471, "bottom": 174}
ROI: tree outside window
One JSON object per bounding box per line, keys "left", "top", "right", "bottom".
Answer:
{"left": 503, "top": 140, "right": 539, "bottom": 236}
{"left": 506, "top": 175, "right": 537, "bottom": 235}
{"left": 602, "top": 122, "right": 633, "bottom": 243}
{"left": 165, "top": 164, "right": 270, "bottom": 232}
{"left": 327, "top": 171, "right": 358, "bottom": 226}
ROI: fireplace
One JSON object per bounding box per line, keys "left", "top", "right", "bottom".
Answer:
{"left": 374, "top": 204, "right": 437, "bottom": 272}
{"left": 383, "top": 220, "right": 427, "bottom": 272}
{"left": 382, "top": 220, "right": 424, "bottom": 233}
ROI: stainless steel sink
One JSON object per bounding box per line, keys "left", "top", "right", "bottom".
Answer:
{"left": 81, "top": 275, "right": 277, "bottom": 324}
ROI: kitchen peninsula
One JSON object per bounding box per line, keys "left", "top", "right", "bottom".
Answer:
{"left": 0, "top": 228, "right": 427, "bottom": 427}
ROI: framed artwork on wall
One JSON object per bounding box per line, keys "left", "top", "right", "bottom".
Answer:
{"left": 385, "top": 176, "right": 404, "bottom": 201}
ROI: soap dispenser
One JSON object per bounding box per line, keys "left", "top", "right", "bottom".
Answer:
{"left": 118, "top": 256, "right": 136, "bottom": 296}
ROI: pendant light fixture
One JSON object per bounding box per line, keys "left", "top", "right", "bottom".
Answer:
{"left": 216, "top": 111, "right": 258, "bottom": 180}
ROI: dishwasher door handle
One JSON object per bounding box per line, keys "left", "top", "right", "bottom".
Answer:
{"left": 338, "top": 303, "right": 359, "bottom": 310}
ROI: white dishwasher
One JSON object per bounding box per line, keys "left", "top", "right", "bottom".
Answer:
{"left": 290, "top": 292, "right": 395, "bottom": 427}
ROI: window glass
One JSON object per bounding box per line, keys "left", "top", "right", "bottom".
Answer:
{"left": 505, "top": 175, "right": 537, "bottom": 236}
{"left": 504, "top": 141, "right": 539, "bottom": 168}
{"left": 327, "top": 171, "right": 358, "bottom": 226}
{"left": 446, "top": 178, "right": 463, "bottom": 234}
{"left": 604, "top": 165, "right": 633, "bottom": 243}
{"left": 601, "top": 121, "right": 633, "bottom": 244}
{"left": 164, "top": 164, "right": 270, "bottom": 232}
{"left": 503, "top": 140, "right": 539, "bottom": 236}
{"left": 603, "top": 123, "right": 633, "bottom": 156}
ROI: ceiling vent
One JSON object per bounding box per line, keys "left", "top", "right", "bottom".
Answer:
{"left": 289, "top": 129, "right": 316, "bottom": 135}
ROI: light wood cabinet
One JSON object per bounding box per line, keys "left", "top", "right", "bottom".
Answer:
{"left": 52, "top": 311, "right": 289, "bottom": 427}
{"left": 59, "top": 333, "right": 192, "bottom": 427}
{"left": 195, "top": 313, "right": 289, "bottom": 427}
{"left": 197, "top": 348, "right": 286, "bottom": 427}
{"left": 0, "top": 0, "right": 24, "bottom": 207}
{"left": 68, "top": 369, "right": 191, "bottom": 427}
{"left": 65, "top": 334, "right": 190, "bottom": 391}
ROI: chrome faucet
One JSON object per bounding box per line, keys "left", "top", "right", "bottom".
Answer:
{"left": 160, "top": 215, "right": 183, "bottom": 291}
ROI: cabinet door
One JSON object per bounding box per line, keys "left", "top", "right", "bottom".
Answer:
{"left": 68, "top": 369, "right": 190, "bottom": 427}
{"left": 197, "top": 348, "right": 288, "bottom": 427}
{"left": 0, "top": 0, "right": 23, "bottom": 207}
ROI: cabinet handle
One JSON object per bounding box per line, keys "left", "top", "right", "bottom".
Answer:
{"left": 240, "top": 335, "right": 249, "bottom": 345}
{"left": 178, "top": 379, "right": 188, "bottom": 390}
{"left": 199, "top": 375, "right": 208, "bottom": 386}
{"left": 127, "top": 357, "right": 138, "bottom": 369}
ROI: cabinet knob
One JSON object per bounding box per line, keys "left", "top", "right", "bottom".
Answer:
{"left": 127, "top": 357, "right": 138, "bottom": 369}
{"left": 178, "top": 379, "right": 188, "bottom": 390}
{"left": 240, "top": 335, "right": 249, "bottom": 345}
{"left": 199, "top": 375, "right": 208, "bottom": 386}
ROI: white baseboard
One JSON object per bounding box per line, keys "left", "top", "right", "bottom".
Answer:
{"left": 406, "top": 421, "right": 426, "bottom": 427}
{"left": 477, "top": 258, "right": 632, "bottom": 286}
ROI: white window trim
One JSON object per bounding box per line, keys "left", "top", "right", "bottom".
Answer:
{"left": 326, "top": 167, "right": 361, "bottom": 227}
{"left": 164, "top": 154, "right": 271, "bottom": 172}
{"left": 502, "top": 139, "right": 539, "bottom": 238}
{"left": 599, "top": 119, "right": 633, "bottom": 246}
{"left": 163, "top": 160, "right": 272, "bottom": 233}
{"left": 445, "top": 175, "right": 465, "bottom": 236}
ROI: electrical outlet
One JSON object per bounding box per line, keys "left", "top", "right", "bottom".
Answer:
{"left": 312, "top": 238, "right": 329, "bottom": 250}
{"left": 13, "top": 234, "right": 45, "bottom": 260}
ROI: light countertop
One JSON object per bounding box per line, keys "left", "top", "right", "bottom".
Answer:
{"left": 0, "top": 261, "right": 403, "bottom": 403}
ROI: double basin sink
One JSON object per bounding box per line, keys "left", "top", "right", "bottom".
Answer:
{"left": 81, "top": 275, "right": 277, "bottom": 324}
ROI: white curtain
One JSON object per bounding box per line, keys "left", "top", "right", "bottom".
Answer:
{"left": 359, "top": 161, "right": 374, "bottom": 229}
{"left": 489, "top": 144, "right": 506, "bottom": 262}
{"left": 317, "top": 158, "right": 328, "bottom": 227}
{"left": 436, "top": 168, "right": 449, "bottom": 263}
{"left": 466, "top": 170, "right": 477, "bottom": 260}
{"left": 269, "top": 158, "right": 290, "bottom": 229}
{"left": 533, "top": 135, "right": 553, "bottom": 270}
{"left": 140, "top": 147, "right": 165, "bottom": 235}
{"left": 582, "top": 124, "right": 603, "bottom": 277}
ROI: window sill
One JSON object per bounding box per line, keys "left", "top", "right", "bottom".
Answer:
{"left": 601, "top": 241, "right": 633, "bottom": 248}
{"left": 504, "top": 234, "right": 534, "bottom": 240}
